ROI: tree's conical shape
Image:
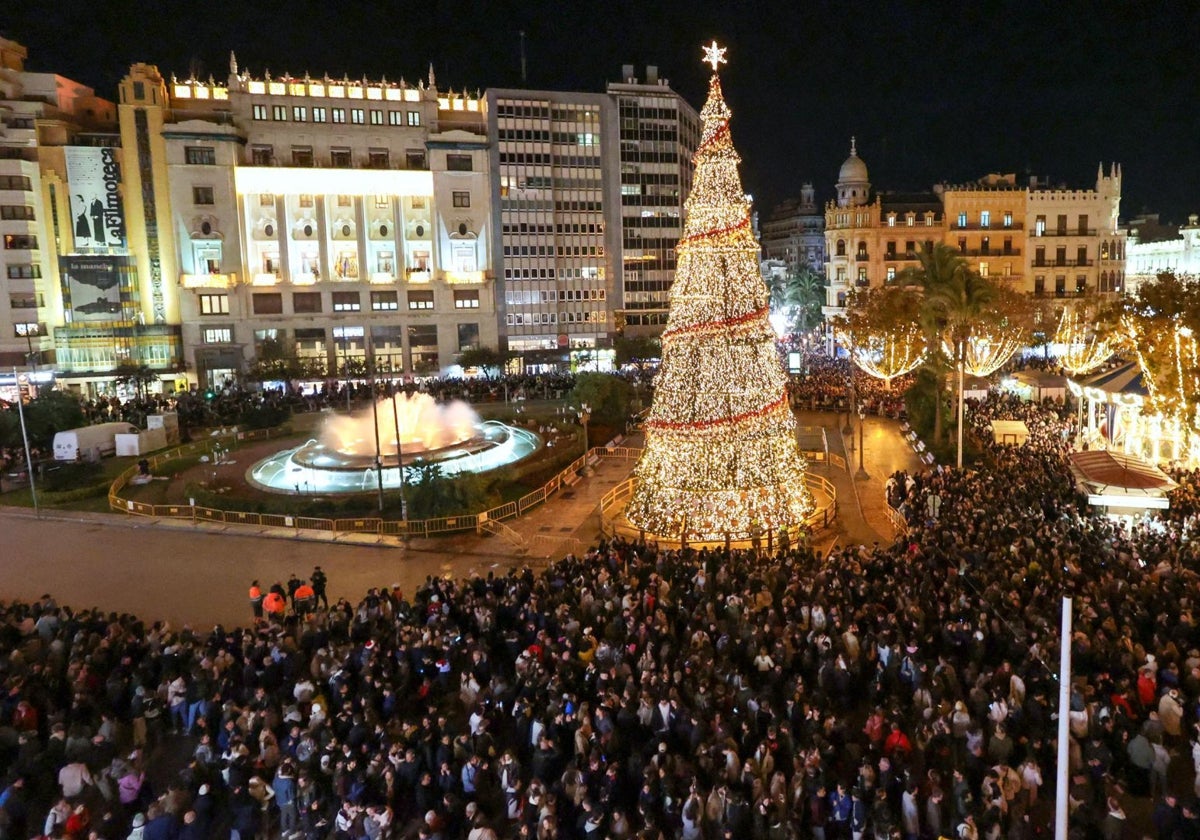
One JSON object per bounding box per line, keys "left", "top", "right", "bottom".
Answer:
{"left": 626, "top": 69, "right": 815, "bottom": 541}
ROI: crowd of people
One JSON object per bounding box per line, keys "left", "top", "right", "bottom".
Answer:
{"left": 786, "top": 356, "right": 912, "bottom": 419}
{"left": 8, "top": 367, "right": 1200, "bottom": 839}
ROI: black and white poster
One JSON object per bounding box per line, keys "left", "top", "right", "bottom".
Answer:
{"left": 60, "top": 255, "right": 128, "bottom": 322}
{"left": 65, "top": 147, "right": 126, "bottom": 250}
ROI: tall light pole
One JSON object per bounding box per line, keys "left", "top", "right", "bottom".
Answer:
{"left": 12, "top": 367, "right": 38, "bottom": 517}
{"left": 577, "top": 402, "right": 592, "bottom": 475}
{"left": 368, "top": 340, "right": 384, "bottom": 513}
{"left": 956, "top": 338, "right": 966, "bottom": 470}
{"left": 854, "top": 403, "right": 869, "bottom": 480}
{"left": 391, "top": 391, "right": 407, "bottom": 521}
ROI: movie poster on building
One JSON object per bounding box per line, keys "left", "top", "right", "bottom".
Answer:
{"left": 60, "top": 256, "right": 127, "bottom": 322}
{"left": 64, "top": 147, "right": 126, "bottom": 250}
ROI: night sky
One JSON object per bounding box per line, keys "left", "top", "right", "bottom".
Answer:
{"left": 6, "top": 0, "right": 1199, "bottom": 222}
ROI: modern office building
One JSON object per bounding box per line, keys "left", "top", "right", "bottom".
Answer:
{"left": 608, "top": 66, "right": 700, "bottom": 336}
{"left": 487, "top": 65, "right": 698, "bottom": 366}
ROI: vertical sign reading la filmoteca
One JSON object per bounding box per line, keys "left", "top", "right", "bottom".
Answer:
{"left": 64, "top": 147, "right": 127, "bottom": 251}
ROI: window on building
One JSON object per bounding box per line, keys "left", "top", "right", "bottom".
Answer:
{"left": 332, "top": 292, "right": 361, "bottom": 312}
{"left": 457, "top": 323, "right": 480, "bottom": 352}
{"left": 452, "top": 191, "right": 471, "bottom": 208}
{"left": 886, "top": 266, "right": 896, "bottom": 281}
{"left": 906, "top": 213, "right": 915, "bottom": 227}
{"left": 291, "top": 146, "right": 314, "bottom": 167}
{"left": 886, "top": 214, "right": 896, "bottom": 227}
{"left": 332, "top": 108, "right": 346, "bottom": 124}
{"left": 835, "top": 240, "right": 846, "bottom": 256}
{"left": 185, "top": 146, "right": 216, "bottom": 165}
{"left": 1056, "top": 214, "right": 1067, "bottom": 235}
{"left": 453, "top": 290, "right": 480, "bottom": 309}
{"left": 1078, "top": 246, "right": 1088, "bottom": 264}
{"left": 13, "top": 322, "right": 42, "bottom": 339}
{"left": 1056, "top": 246, "right": 1067, "bottom": 265}
{"left": 9, "top": 292, "right": 41, "bottom": 310}
{"left": 980, "top": 211, "right": 990, "bottom": 228}
{"left": 1003, "top": 211, "right": 1013, "bottom": 228}
{"left": 368, "top": 149, "right": 389, "bottom": 169}
{"left": 1034, "top": 275, "right": 1046, "bottom": 295}
{"left": 199, "top": 294, "right": 229, "bottom": 315}
{"left": 272, "top": 105, "right": 287, "bottom": 121}
{"left": 1035, "top": 215, "right": 1046, "bottom": 236}
{"left": 192, "top": 186, "right": 214, "bottom": 205}
{"left": 298, "top": 194, "right": 314, "bottom": 208}
{"left": 979, "top": 262, "right": 989, "bottom": 277}
{"left": 312, "top": 107, "right": 326, "bottom": 123}
{"left": 407, "top": 110, "right": 421, "bottom": 126}
{"left": 447, "top": 153, "right": 473, "bottom": 172}
{"left": 252, "top": 293, "right": 283, "bottom": 314}
{"left": 251, "top": 145, "right": 273, "bottom": 165}
{"left": 6, "top": 264, "right": 40, "bottom": 279}
{"left": 252, "top": 104, "right": 268, "bottom": 120}
{"left": 330, "top": 148, "right": 352, "bottom": 167}
{"left": 350, "top": 108, "right": 365, "bottom": 125}
{"left": 202, "top": 327, "right": 232, "bottom": 344}
{"left": 1078, "top": 215, "right": 1089, "bottom": 235}
{"left": 388, "top": 110, "right": 403, "bottom": 126}
{"left": 407, "top": 290, "right": 435, "bottom": 310}
{"left": 369, "top": 109, "right": 384, "bottom": 125}
{"left": 292, "top": 106, "right": 307, "bottom": 121}
{"left": 957, "top": 212, "right": 967, "bottom": 228}
{"left": 371, "top": 291, "right": 398, "bottom": 311}
{"left": 857, "top": 267, "right": 868, "bottom": 286}
{"left": 0, "top": 206, "right": 35, "bottom": 221}
{"left": 293, "top": 292, "right": 322, "bottom": 313}
{"left": 406, "top": 150, "right": 427, "bottom": 169}
{"left": 1035, "top": 246, "right": 1045, "bottom": 266}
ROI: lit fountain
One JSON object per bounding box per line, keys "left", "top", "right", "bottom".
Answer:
{"left": 247, "top": 393, "right": 540, "bottom": 494}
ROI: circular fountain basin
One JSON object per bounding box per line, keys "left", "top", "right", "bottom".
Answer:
{"left": 247, "top": 420, "right": 541, "bottom": 495}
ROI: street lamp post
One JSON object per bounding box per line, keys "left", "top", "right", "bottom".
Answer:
{"left": 391, "top": 393, "right": 407, "bottom": 521}
{"left": 577, "top": 403, "right": 592, "bottom": 475}
{"left": 855, "top": 403, "right": 870, "bottom": 480}
{"left": 12, "top": 367, "right": 38, "bottom": 517}
{"left": 956, "top": 339, "right": 966, "bottom": 470}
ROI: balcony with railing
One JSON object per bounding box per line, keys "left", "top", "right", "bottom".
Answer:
{"left": 960, "top": 247, "right": 1021, "bottom": 258}
{"left": 883, "top": 251, "right": 920, "bottom": 261}
{"left": 1033, "top": 228, "right": 1096, "bottom": 237}
{"left": 950, "top": 222, "right": 1024, "bottom": 231}
{"left": 1032, "top": 258, "right": 1094, "bottom": 268}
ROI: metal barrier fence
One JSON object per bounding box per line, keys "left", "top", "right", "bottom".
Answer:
{"left": 109, "top": 431, "right": 640, "bottom": 542}
{"left": 884, "top": 502, "right": 909, "bottom": 538}
{"left": 598, "top": 471, "right": 839, "bottom": 544}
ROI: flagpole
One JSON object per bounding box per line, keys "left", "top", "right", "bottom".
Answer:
{"left": 13, "top": 367, "right": 39, "bottom": 517}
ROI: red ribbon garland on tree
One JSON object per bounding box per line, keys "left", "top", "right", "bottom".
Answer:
{"left": 645, "top": 393, "right": 788, "bottom": 432}
{"left": 679, "top": 216, "right": 750, "bottom": 247}
{"left": 694, "top": 120, "right": 731, "bottom": 160}
{"left": 662, "top": 305, "right": 769, "bottom": 340}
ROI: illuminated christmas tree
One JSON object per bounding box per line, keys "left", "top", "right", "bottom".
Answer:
{"left": 626, "top": 42, "right": 815, "bottom": 542}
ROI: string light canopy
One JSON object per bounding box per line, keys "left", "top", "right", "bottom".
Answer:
{"left": 835, "top": 287, "right": 926, "bottom": 388}
{"left": 1056, "top": 304, "right": 1114, "bottom": 375}
{"left": 626, "top": 43, "right": 815, "bottom": 542}
{"left": 943, "top": 329, "right": 1024, "bottom": 377}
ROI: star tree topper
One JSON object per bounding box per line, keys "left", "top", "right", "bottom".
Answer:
{"left": 702, "top": 40, "right": 728, "bottom": 73}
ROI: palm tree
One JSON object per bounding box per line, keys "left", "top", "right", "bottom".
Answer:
{"left": 898, "top": 243, "right": 995, "bottom": 462}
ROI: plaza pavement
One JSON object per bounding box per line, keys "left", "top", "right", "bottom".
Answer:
{"left": 0, "top": 412, "right": 921, "bottom": 628}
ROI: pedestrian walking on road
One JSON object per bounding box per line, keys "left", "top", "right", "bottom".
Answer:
{"left": 248, "top": 581, "right": 263, "bottom": 619}
{"left": 310, "top": 566, "right": 328, "bottom": 609}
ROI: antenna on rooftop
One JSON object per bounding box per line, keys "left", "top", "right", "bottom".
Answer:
{"left": 519, "top": 30, "right": 528, "bottom": 84}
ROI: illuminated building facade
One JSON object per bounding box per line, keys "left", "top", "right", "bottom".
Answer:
{"left": 822, "top": 141, "right": 1126, "bottom": 328}
{"left": 1126, "top": 212, "right": 1200, "bottom": 293}
{"left": 166, "top": 57, "right": 494, "bottom": 387}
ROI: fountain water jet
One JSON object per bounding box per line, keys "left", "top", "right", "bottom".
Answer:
{"left": 247, "top": 393, "right": 540, "bottom": 494}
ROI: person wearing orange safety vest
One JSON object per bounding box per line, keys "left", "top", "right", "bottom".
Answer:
{"left": 249, "top": 580, "right": 264, "bottom": 618}
{"left": 294, "top": 583, "right": 316, "bottom": 617}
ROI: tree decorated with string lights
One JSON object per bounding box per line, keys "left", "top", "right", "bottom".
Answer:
{"left": 626, "top": 42, "right": 815, "bottom": 542}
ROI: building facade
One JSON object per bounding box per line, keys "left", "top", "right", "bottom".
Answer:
{"left": 760, "top": 183, "right": 825, "bottom": 276}
{"left": 608, "top": 66, "right": 700, "bottom": 336}
{"left": 1125, "top": 212, "right": 1200, "bottom": 293}
{"left": 823, "top": 140, "right": 1126, "bottom": 326}
{"left": 165, "top": 58, "right": 495, "bottom": 388}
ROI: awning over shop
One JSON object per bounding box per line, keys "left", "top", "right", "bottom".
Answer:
{"left": 1069, "top": 449, "right": 1177, "bottom": 510}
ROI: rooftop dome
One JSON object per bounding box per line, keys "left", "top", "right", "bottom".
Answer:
{"left": 838, "top": 137, "right": 869, "bottom": 184}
